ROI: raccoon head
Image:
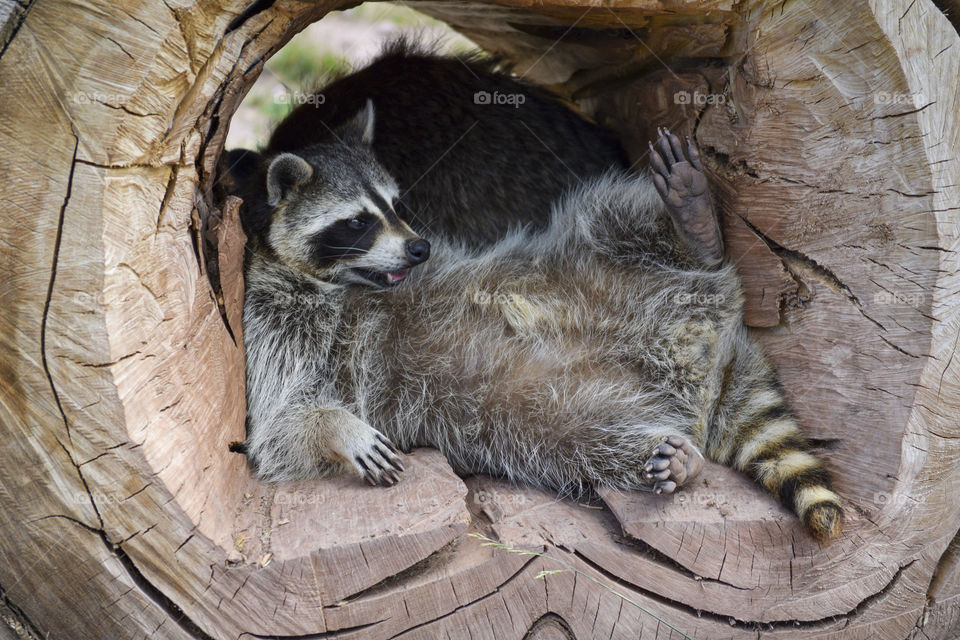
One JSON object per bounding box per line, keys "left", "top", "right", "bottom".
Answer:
{"left": 264, "top": 101, "right": 430, "bottom": 288}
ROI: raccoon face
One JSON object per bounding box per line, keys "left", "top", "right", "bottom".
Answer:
{"left": 264, "top": 102, "right": 430, "bottom": 288}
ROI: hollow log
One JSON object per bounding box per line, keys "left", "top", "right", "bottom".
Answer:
{"left": 0, "top": 0, "right": 958, "bottom": 638}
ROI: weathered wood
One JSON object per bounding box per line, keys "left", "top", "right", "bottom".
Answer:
{"left": 0, "top": 0, "right": 957, "bottom": 638}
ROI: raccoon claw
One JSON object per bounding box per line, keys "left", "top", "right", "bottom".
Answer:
{"left": 351, "top": 433, "right": 405, "bottom": 486}
{"left": 376, "top": 433, "right": 403, "bottom": 461}
{"left": 643, "top": 435, "right": 704, "bottom": 495}
{"left": 649, "top": 128, "right": 723, "bottom": 267}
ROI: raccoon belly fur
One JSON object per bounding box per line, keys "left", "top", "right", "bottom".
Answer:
{"left": 243, "top": 171, "right": 844, "bottom": 540}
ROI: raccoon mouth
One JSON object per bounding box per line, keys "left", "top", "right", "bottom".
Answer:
{"left": 353, "top": 268, "right": 410, "bottom": 287}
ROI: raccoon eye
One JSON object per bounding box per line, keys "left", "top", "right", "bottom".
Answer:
{"left": 347, "top": 217, "right": 368, "bottom": 231}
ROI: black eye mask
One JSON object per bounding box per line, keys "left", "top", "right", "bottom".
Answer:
{"left": 308, "top": 212, "right": 381, "bottom": 267}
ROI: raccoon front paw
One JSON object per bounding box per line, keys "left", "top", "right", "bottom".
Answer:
{"left": 350, "top": 431, "right": 405, "bottom": 487}
{"left": 643, "top": 435, "right": 704, "bottom": 495}
{"left": 649, "top": 128, "right": 723, "bottom": 267}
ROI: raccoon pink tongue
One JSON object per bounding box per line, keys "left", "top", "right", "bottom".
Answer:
{"left": 387, "top": 270, "right": 409, "bottom": 283}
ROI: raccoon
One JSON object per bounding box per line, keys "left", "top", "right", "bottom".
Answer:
{"left": 224, "top": 39, "right": 627, "bottom": 248}
{"left": 240, "top": 106, "right": 843, "bottom": 540}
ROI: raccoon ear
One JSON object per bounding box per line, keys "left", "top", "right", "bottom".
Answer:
{"left": 347, "top": 99, "right": 376, "bottom": 145}
{"left": 266, "top": 153, "right": 313, "bottom": 206}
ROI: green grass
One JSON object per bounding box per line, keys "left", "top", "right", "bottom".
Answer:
{"left": 227, "top": 1, "right": 478, "bottom": 149}
{"left": 266, "top": 41, "right": 350, "bottom": 87}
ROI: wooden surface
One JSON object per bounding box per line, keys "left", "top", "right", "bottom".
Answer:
{"left": 0, "top": 0, "right": 958, "bottom": 638}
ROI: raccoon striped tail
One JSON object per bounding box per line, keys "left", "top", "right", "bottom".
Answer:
{"left": 729, "top": 396, "right": 843, "bottom": 541}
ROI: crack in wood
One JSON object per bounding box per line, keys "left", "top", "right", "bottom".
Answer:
{"left": 104, "top": 35, "right": 135, "bottom": 61}
{"left": 121, "top": 7, "right": 159, "bottom": 37}
{"left": 238, "top": 619, "right": 388, "bottom": 639}
{"left": 909, "top": 526, "right": 960, "bottom": 638}
{"left": 574, "top": 549, "right": 917, "bottom": 631}
{"left": 880, "top": 335, "right": 923, "bottom": 359}
{"left": 872, "top": 101, "right": 934, "bottom": 120}
{"left": 938, "top": 330, "right": 960, "bottom": 399}
{"left": 111, "top": 540, "right": 217, "bottom": 639}
{"left": 737, "top": 213, "right": 894, "bottom": 332}
{"left": 386, "top": 555, "right": 539, "bottom": 638}
{"left": 34, "top": 513, "right": 216, "bottom": 639}
{"left": 926, "top": 525, "right": 960, "bottom": 605}
{"left": 158, "top": 159, "right": 182, "bottom": 233}
{"left": 36, "top": 133, "right": 114, "bottom": 567}
{"left": 96, "top": 101, "right": 162, "bottom": 118}
{"left": 74, "top": 157, "right": 181, "bottom": 170}
{"left": 64, "top": 350, "right": 144, "bottom": 369}
{"left": 0, "top": 0, "right": 34, "bottom": 61}
{"left": 609, "top": 533, "right": 749, "bottom": 590}
{"left": 195, "top": 17, "right": 275, "bottom": 343}
{"left": 226, "top": 0, "right": 276, "bottom": 34}
{"left": 40, "top": 133, "right": 78, "bottom": 442}
{"left": 77, "top": 442, "right": 128, "bottom": 467}
{"left": 327, "top": 538, "right": 463, "bottom": 606}
{"left": 0, "top": 578, "right": 46, "bottom": 640}
{"left": 35, "top": 134, "right": 217, "bottom": 639}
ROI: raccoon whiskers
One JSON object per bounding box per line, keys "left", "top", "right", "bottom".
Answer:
{"left": 324, "top": 245, "right": 371, "bottom": 253}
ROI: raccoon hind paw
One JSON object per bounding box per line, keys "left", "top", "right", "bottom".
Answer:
{"left": 648, "top": 127, "right": 723, "bottom": 266}
{"left": 643, "top": 434, "right": 704, "bottom": 494}
{"left": 803, "top": 501, "right": 844, "bottom": 541}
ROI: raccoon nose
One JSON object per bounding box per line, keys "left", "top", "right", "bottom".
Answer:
{"left": 406, "top": 238, "right": 431, "bottom": 265}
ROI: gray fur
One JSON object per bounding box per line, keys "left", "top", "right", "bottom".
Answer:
{"left": 242, "top": 140, "right": 844, "bottom": 539}
{"left": 266, "top": 153, "right": 313, "bottom": 206}
{"left": 247, "top": 171, "right": 729, "bottom": 484}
